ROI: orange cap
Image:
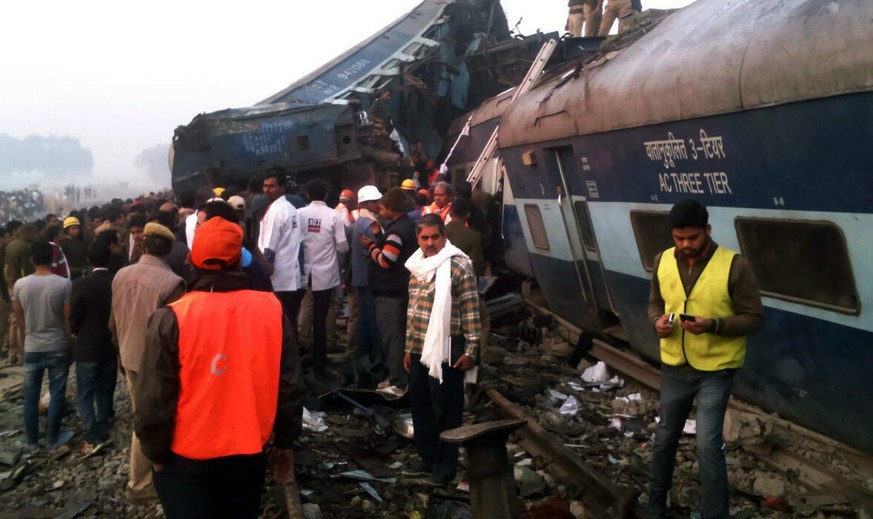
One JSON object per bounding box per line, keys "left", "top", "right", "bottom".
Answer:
{"left": 190, "top": 217, "right": 243, "bottom": 270}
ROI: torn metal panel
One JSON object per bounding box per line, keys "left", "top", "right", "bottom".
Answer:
{"left": 171, "top": 103, "right": 359, "bottom": 201}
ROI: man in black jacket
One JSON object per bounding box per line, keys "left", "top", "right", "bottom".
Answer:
{"left": 70, "top": 241, "right": 117, "bottom": 455}
{"left": 359, "top": 187, "right": 418, "bottom": 395}
{"left": 135, "top": 217, "right": 303, "bottom": 519}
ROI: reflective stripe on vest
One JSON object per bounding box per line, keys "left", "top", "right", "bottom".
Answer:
{"left": 169, "top": 290, "right": 283, "bottom": 459}
{"left": 657, "top": 246, "right": 746, "bottom": 371}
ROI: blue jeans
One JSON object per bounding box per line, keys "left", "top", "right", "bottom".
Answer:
{"left": 76, "top": 358, "right": 117, "bottom": 443}
{"left": 650, "top": 365, "right": 735, "bottom": 519}
{"left": 24, "top": 351, "right": 71, "bottom": 447}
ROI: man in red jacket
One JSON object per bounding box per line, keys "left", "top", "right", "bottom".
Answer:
{"left": 135, "top": 217, "right": 303, "bottom": 518}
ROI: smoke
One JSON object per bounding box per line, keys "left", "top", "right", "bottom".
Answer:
{"left": 134, "top": 143, "right": 172, "bottom": 185}
{"left": 0, "top": 133, "right": 93, "bottom": 179}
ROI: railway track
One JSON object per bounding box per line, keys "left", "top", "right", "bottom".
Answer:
{"left": 517, "top": 296, "right": 873, "bottom": 516}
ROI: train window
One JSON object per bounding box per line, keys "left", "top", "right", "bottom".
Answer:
{"left": 382, "top": 59, "right": 402, "bottom": 71}
{"left": 573, "top": 201, "right": 598, "bottom": 252}
{"left": 357, "top": 76, "right": 383, "bottom": 90}
{"left": 524, "top": 204, "right": 550, "bottom": 251}
{"left": 402, "top": 42, "right": 423, "bottom": 56}
{"left": 630, "top": 211, "right": 673, "bottom": 272}
{"left": 422, "top": 25, "right": 442, "bottom": 41}
{"left": 735, "top": 218, "right": 860, "bottom": 315}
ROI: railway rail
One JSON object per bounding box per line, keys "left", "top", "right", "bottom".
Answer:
{"left": 514, "top": 293, "right": 873, "bottom": 516}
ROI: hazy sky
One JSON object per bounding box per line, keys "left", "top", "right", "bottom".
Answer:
{"left": 0, "top": 0, "right": 692, "bottom": 191}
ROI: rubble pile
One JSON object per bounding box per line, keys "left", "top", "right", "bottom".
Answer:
{"left": 0, "top": 365, "right": 164, "bottom": 518}
{"left": 1, "top": 309, "right": 872, "bottom": 518}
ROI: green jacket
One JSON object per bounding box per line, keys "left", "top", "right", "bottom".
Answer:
{"left": 4, "top": 238, "right": 34, "bottom": 292}
{"left": 445, "top": 221, "right": 484, "bottom": 276}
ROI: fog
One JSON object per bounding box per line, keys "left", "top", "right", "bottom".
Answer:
{"left": 0, "top": 0, "right": 692, "bottom": 196}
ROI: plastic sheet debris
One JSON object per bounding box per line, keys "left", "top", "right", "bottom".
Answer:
{"left": 611, "top": 414, "right": 648, "bottom": 440}
{"left": 579, "top": 362, "right": 624, "bottom": 391}
{"left": 581, "top": 362, "right": 610, "bottom": 383}
{"left": 456, "top": 479, "right": 470, "bottom": 493}
{"left": 323, "top": 459, "right": 349, "bottom": 471}
{"left": 559, "top": 396, "right": 579, "bottom": 416}
{"left": 548, "top": 389, "right": 569, "bottom": 402}
{"left": 683, "top": 419, "right": 696, "bottom": 435}
{"left": 340, "top": 470, "right": 397, "bottom": 483}
{"left": 302, "top": 408, "right": 328, "bottom": 432}
{"left": 566, "top": 382, "right": 586, "bottom": 392}
{"left": 359, "top": 481, "right": 383, "bottom": 502}
{"left": 654, "top": 417, "right": 697, "bottom": 435}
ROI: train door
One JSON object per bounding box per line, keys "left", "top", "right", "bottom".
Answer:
{"left": 539, "top": 147, "right": 601, "bottom": 331}
{"left": 548, "top": 147, "right": 617, "bottom": 321}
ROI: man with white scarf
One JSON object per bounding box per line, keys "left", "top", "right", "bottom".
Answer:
{"left": 402, "top": 214, "right": 481, "bottom": 487}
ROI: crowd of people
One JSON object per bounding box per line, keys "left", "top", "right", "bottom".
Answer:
{"left": 1, "top": 163, "right": 759, "bottom": 518}
{"left": 0, "top": 169, "right": 500, "bottom": 516}
{"left": 0, "top": 188, "right": 45, "bottom": 223}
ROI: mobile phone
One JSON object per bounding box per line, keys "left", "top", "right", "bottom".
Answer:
{"left": 679, "top": 313, "right": 695, "bottom": 322}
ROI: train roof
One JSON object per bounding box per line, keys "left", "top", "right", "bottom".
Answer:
{"left": 499, "top": 0, "right": 873, "bottom": 147}
{"left": 260, "top": 0, "right": 452, "bottom": 106}
{"left": 446, "top": 87, "right": 516, "bottom": 137}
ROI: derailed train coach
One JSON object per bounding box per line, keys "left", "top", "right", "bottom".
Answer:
{"left": 169, "top": 0, "right": 538, "bottom": 205}
{"left": 489, "top": 0, "right": 873, "bottom": 453}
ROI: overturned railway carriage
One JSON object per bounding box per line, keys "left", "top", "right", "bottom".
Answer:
{"left": 495, "top": 0, "right": 873, "bottom": 453}
{"left": 171, "top": 103, "right": 366, "bottom": 201}
{"left": 170, "top": 0, "right": 545, "bottom": 204}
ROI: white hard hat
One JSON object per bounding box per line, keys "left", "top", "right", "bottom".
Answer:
{"left": 357, "top": 185, "right": 382, "bottom": 203}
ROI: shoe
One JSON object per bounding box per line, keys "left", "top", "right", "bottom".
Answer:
{"left": 49, "top": 431, "right": 73, "bottom": 450}
{"left": 376, "top": 384, "right": 407, "bottom": 399}
{"left": 129, "top": 485, "right": 159, "bottom": 503}
{"left": 80, "top": 441, "right": 106, "bottom": 458}
{"left": 377, "top": 379, "right": 392, "bottom": 390}
{"left": 24, "top": 443, "right": 40, "bottom": 457}
{"left": 401, "top": 461, "right": 431, "bottom": 477}
{"left": 421, "top": 475, "right": 452, "bottom": 487}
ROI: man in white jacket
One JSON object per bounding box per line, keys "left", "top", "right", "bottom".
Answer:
{"left": 258, "top": 168, "right": 303, "bottom": 332}
{"left": 297, "top": 179, "right": 348, "bottom": 377}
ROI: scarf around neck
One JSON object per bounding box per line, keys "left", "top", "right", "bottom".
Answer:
{"left": 405, "top": 241, "right": 466, "bottom": 383}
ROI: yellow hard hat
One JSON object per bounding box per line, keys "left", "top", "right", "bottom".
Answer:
{"left": 400, "top": 179, "right": 415, "bottom": 191}
{"left": 63, "top": 217, "right": 81, "bottom": 229}
{"left": 213, "top": 187, "right": 226, "bottom": 197}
